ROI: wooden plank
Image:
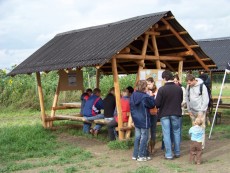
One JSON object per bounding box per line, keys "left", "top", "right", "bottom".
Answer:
{"left": 96, "top": 68, "right": 100, "bottom": 88}
{"left": 178, "top": 61, "right": 183, "bottom": 82}
{"left": 115, "top": 54, "right": 184, "bottom": 61}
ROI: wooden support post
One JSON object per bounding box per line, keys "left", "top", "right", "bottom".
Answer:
{"left": 136, "top": 34, "right": 149, "bottom": 83}
{"left": 178, "top": 61, "right": 183, "bottom": 82}
{"left": 96, "top": 68, "right": 100, "bottom": 88}
{"left": 151, "top": 34, "right": 161, "bottom": 69}
{"left": 112, "top": 57, "right": 124, "bottom": 140}
{"left": 36, "top": 72, "right": 47, "bottom": 128}
{"left": 51, "top": 76, "right": 61, "bottom": 118}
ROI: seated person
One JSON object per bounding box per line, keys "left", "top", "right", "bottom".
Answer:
{"left": 80, "top": 88, "right": 92, "bottom": 116}
{"left": 82, "top": 88, "right": 104, "bottom": 135}
{"left": 107, "top": 89, "right": 130, "bottom": 141}
{"left": 103, "top": 87, "right": 116, "bottom": 122}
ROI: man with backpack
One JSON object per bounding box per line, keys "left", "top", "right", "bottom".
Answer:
{"left": 185, "top": 74, "right": 209, "bottom": 149}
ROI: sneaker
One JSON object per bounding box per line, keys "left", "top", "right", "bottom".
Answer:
{"left": 89, "top": 128, "right": 94, "bottom": 135}
{"left": 174, "top": 155, "right": 180, "bottom": 158}
{"left": 146, "top": 156, "right": 152, "bottom": 161}
{"left": 137, "top": 157, "right": 147, "bottom": 162}
{"left": 132, "top": 157, "right": 137, "bottom": 160}
{"left": 164, "top": 157, "right": 173, "bottom": 160}
{"left": 94, "top": 130, "right": 99, "bottom": 136}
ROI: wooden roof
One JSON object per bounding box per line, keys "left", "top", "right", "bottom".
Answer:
{"left": 8, "top": 11, "right": 216, "bottom": 76}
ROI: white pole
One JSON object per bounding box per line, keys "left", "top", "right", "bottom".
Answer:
{"left": 209, "top": 69, "right": 228, "bottom": 139}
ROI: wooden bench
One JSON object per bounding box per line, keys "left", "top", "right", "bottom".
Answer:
{"left": 52, "top": 102, "right": 82, "bottom": 111}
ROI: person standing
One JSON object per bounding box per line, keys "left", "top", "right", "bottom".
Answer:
{"left": 130, "top": 80, "right": 155, "bottom": 161}
{"left": 155, "top": 70, "right": 183, "bottom": 160}
{"left": 189, "top": 118, "right": 204, "bottom": 165}
{"left": 185, "top": 74, "right": 209, "bottom": 149}
{"left": 146, "top": 77, "right": 158, "bottom": 153}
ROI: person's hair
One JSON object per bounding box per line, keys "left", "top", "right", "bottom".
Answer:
{"left": 173, "top": 74, "right": 180, "bottom": 81}
{"left": 195, "top": 118, "right": 203, "bottom": 126}
{"left": 135, "top": 80, "right": 147, "bottom": 92}
{"left": 108, "top": 87, "right": 114, "bottom": 94}
{"left": 186, "top": 74, "right": 195, "bottom": 81}
{"left": 199, "top": 73, "right": 208, "bottom": 82}
{"left": 146, "top": 77, "right": 154, "bottom": 83}
{"left": 121, "top": 88, "right": 128, "bottom": 97}
{"left": 93, "top": 88, "right": 101, "bottom": 94}
{"left": 162, "top": 70, "right": 173, "bottom": 81}
{"left": 126, "top": 86, "right": 134, "bottom": 94}
{"left": 86, "top": 88, "right": 92, "bottom": 93}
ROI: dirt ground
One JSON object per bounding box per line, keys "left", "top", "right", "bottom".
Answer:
{"left": 45, "top": 133, "right": 230, "bottom": 173}
{"left": 15, "top": 131, "right": 230, "bottom": 173}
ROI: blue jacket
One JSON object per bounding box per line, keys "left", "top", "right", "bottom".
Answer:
{"left": 130, "top": 91, "right": 155, "bottom": 129}
{"left": 83, "top": 94, "right": 104, "bottom": 117}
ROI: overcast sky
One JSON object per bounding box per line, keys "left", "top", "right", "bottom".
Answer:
{"left": 0, "top": 0, "right": 230, "bottom": 70}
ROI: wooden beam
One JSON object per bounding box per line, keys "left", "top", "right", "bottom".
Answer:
{"left": 178, "top": 61, "right": 183, "bottom": 82}
{"left": 145, "top": 31, "right": 160, "bottom": 35}
{"left": 164, "top": 51, "right": 193, "bottom": 57}
{"left": 162, "top": 61, "right": 175, "bottom": 72}
{"left": 136, "top": 34, "right": 149, "bottom": 82}
{"left": 129, "top": 45, "right": 142, "bottom": 54}
{"left": 155, "top": 25, "right": 170, "bottom": 31}
{"left": 36, "top": 72, "right": 47, "bottom": 128}
{"left": 112, "top": 57, "right": 124, "bottom": 140}
{"left": 117, "top": 63, "right": 129, "bottom": 74}
{"left": 165, "top": 16, "right": 175, "bottom": 20}
{"left": 158, "top": 45, "right": 199, "bottom": 52}
{"left": 118, "top": 47, "right": 130, "bottom": 54}
{"left": 151, "top": 34, "right": 161, "bottom": 69}
{"left": 157, "top": 31, "right": 188, "bottom": 38}
{"left": 161, "top": 18, "right": 209, "bottom": 71}
{"left": 115, "top": 54, "right": 184, "bottom": 61}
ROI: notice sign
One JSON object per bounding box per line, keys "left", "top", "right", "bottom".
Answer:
{"left": 140, "top": 69, "right": 165, "bottom": 89}
{"left": 58, "top": 69, "right": 83, "bottom": 91}
{"left": 68, "top": 73, "right": 77, "bottom": 86}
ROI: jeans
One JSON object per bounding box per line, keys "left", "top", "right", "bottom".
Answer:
{"left": 83, "top": 114, "right": 104, "bottom": 133}
{"left": 107, "top": 119, "right": 118, "bottom": 141}
{"left": 161, "top": 116, "right": 181, "bottom": 158}
{"left": 133, "top": 127, "right": 149, "bottom": 158}
{"left": 150, "top": 115, "right": 158, "bottom": 142}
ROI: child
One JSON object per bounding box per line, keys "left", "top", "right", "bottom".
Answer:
{"left": 188, "top": 118, "right": 204, "bottom": 165}
{"left": 107, "top": 89, "right": 130, "bottom": 141}
{"left": 130, "top": 80, "right": 155, "bottom": 161}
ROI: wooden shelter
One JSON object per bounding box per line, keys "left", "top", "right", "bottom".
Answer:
{"left": 8, "top": 11, "right": 216, "bottom": 140}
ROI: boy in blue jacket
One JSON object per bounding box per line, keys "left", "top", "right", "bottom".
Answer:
{"left": 130, "top": 80, "right": 155, "bottom": 161}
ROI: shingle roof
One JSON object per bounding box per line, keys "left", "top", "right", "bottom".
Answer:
{"left": 8, "top": 11, "right": 215, "bottom": 76}
{"left": 197, "top": 37, "right": 230, "bottom": 71}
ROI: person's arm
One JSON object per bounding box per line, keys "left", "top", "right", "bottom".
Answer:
{"left": 155, "top": 88, "right": 162, "bottom": 108}
{"left": 96, "top": 98, "right": 104, "bottom": 110}
{"left": 185, "top": 85, "right": 191, "bottom": 113}
{"left": 144, "top": 96, "right": 155, "bottom": 109}
{"left": 200, "top": 85, "right": 209, "bottom": 112}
